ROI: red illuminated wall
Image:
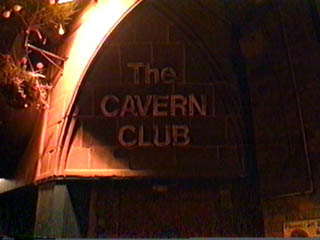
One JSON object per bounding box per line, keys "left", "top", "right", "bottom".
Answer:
{"left": 7, "top": 0, "right": 143, "bottom": 184}
{"left": 36, "top": 0, "right": 246, "bottom": 180}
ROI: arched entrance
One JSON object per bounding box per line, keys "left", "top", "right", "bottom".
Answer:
{"left": 62, "top": 0, "right": 264, "bottom": 237}
{"left": 33, "top": 0, "right": 264, "bottom": 237}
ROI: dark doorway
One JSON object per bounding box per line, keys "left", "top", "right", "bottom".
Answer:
{"left": 88, "top": 180, "right": 256, "bottom": 238}
{"left": 0, "top": 186, "right": 38, "bottom": 237}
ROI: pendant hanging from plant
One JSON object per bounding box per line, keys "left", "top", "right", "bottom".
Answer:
{"left": 0, "top": 0, "right": 78, "bottom": 109}
{"left": 0, "top": 54, "right": 50, "bottom": 109}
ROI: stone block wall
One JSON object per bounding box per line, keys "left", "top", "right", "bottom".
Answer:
{"left": 59, "top": 1, "right": 246, "bottom": 179}
{"left": 35, "top": 0, "right": 140, "bottom": 181}
{"left": 16, "top": 0, "right": 319, "bottom": 236}
{"left": 239, "top": 0, "right": 320, "bottom": 237}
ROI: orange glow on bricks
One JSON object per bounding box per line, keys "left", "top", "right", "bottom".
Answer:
{"left": 62, "top": 0, "right": 141, "bottom": 92}
{"left": 35, "top": 0, "right": 143, "bottom": 181}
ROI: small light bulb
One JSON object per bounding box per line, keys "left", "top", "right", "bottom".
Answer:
{"left": 36, "top": 62, "right": 44, "bottom": 69}
{"left": 58, "top": 24, "right": 65, "bottom": 35}
{"left": 20, "top": 57, "right": 27, "bottom": 65}
{"left": 57, "top": 0, "right": 74, "bottom": 4}
{"left": 13, "top": 5, "right": 22, "bottom": 12}
{"left": 2, "top": 10, "right": 11, "bottom": 19}
{"left": 49, "top": 0, "right": 56, "bottom": 5}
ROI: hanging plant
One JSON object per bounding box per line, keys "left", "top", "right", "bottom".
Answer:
{"left": 0, "top": 0, "right": 78, "bottom": 109}
{"left": 0, "top": 54, "right": 50, "bottom": 109}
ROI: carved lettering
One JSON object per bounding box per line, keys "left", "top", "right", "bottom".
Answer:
{"left": 172, "top": 125, "right": 190, "bottom": 146}
{"left": 99, "top": 63, "right": 211, "bottom": 148}
{"left": 128, "top": 62, "right": 144, "bottom": 84}
{"left": 170, "top": 95, "right": 187, "bottom": 117}
{"left": 153, "top": 95, "right": 169, "bottom": 117}
{"left": 138, "top": 125, "right": 153, "bottom": 147}
{"left": 120, "top": 95, "right": 137, "bottom": 117}
{"left": 161, "top": 67, "right": 176, "bottom": 83}
{"left": 117, "top": 125, "right": 190, "bottom": 147}
{"left": 135, "top": 95, "right": 152, "bottom": 117}
{"left": 153, "top": 125, "right": 171, "bottom": 147}
{"left": 100, "top": 95, "right": 120, "bottom": 117}
{"left": 145, "top": 63, "right": 160, "bottom": 84}
{"left": 189, "top": 94, "right": 207, "bottom": 116}
{"left": 118, "top": 125, "right": 137, "bottom": 147}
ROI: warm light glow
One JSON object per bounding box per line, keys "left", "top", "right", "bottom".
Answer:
{"left": 36, "top": 0, "right": 142, "bottom": 181}
{"left": 58, "top": 24, "right": 65, "bottom": 35}
{"left": 2, "top": 10, "right": 11, "bottom": 19}
{"left": 0, "top": 178, "right": 9, "bottom": 186}
{"left": 61, "top": 0, "right": 141, "bottom": 91}
{"left": 57, "top": 0, "right": 74, "bottom": 4}
{"left": 13, "top": 5, "right": 22, "bottom": 12}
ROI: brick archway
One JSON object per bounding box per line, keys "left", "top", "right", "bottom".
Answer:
{"left": 34, "top": 0, "right": 143, "bottom": 181}
{"left": 35, "top": 0, "right": 246, "bottom": 181}
{"left": 27, "top": 1, "right": 264, "bottom": 236}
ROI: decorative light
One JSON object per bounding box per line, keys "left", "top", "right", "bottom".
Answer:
{"left": 13, "top": 5, "right": 23, "bottom": 12}
{"left": 58, "top": 24, "right": 65, "bottom": 35}
{"left": 20, "top": 57, "right": 27, "bottom": 66}
{"left": 36, "top": 62, "right": 44, "bottom": 69}
{"left": 2, "top": 10, "right": 11, "bottom": 19}
{"left": 57, "top": 0, "right": 74, "bottom": 4}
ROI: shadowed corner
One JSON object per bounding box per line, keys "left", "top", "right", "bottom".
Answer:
{"left": 0, "top": 94, "right": 41, "bottom": 179}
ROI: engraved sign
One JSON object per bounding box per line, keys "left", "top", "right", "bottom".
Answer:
{"left": 99, "top": 62, "right": 211, "bottom": 148}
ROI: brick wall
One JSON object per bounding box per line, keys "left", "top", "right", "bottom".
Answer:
{"left": 34, "top": 0, "right": 140, "bottom": 181}
{"left": 239, "top": 0, "right": 320, "bottom": 237}
{"left": 18, "top": 0, "right": 319, "bottom": 236}
{"left": 59, "top": 1, "right": 246, "bottom": 179}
